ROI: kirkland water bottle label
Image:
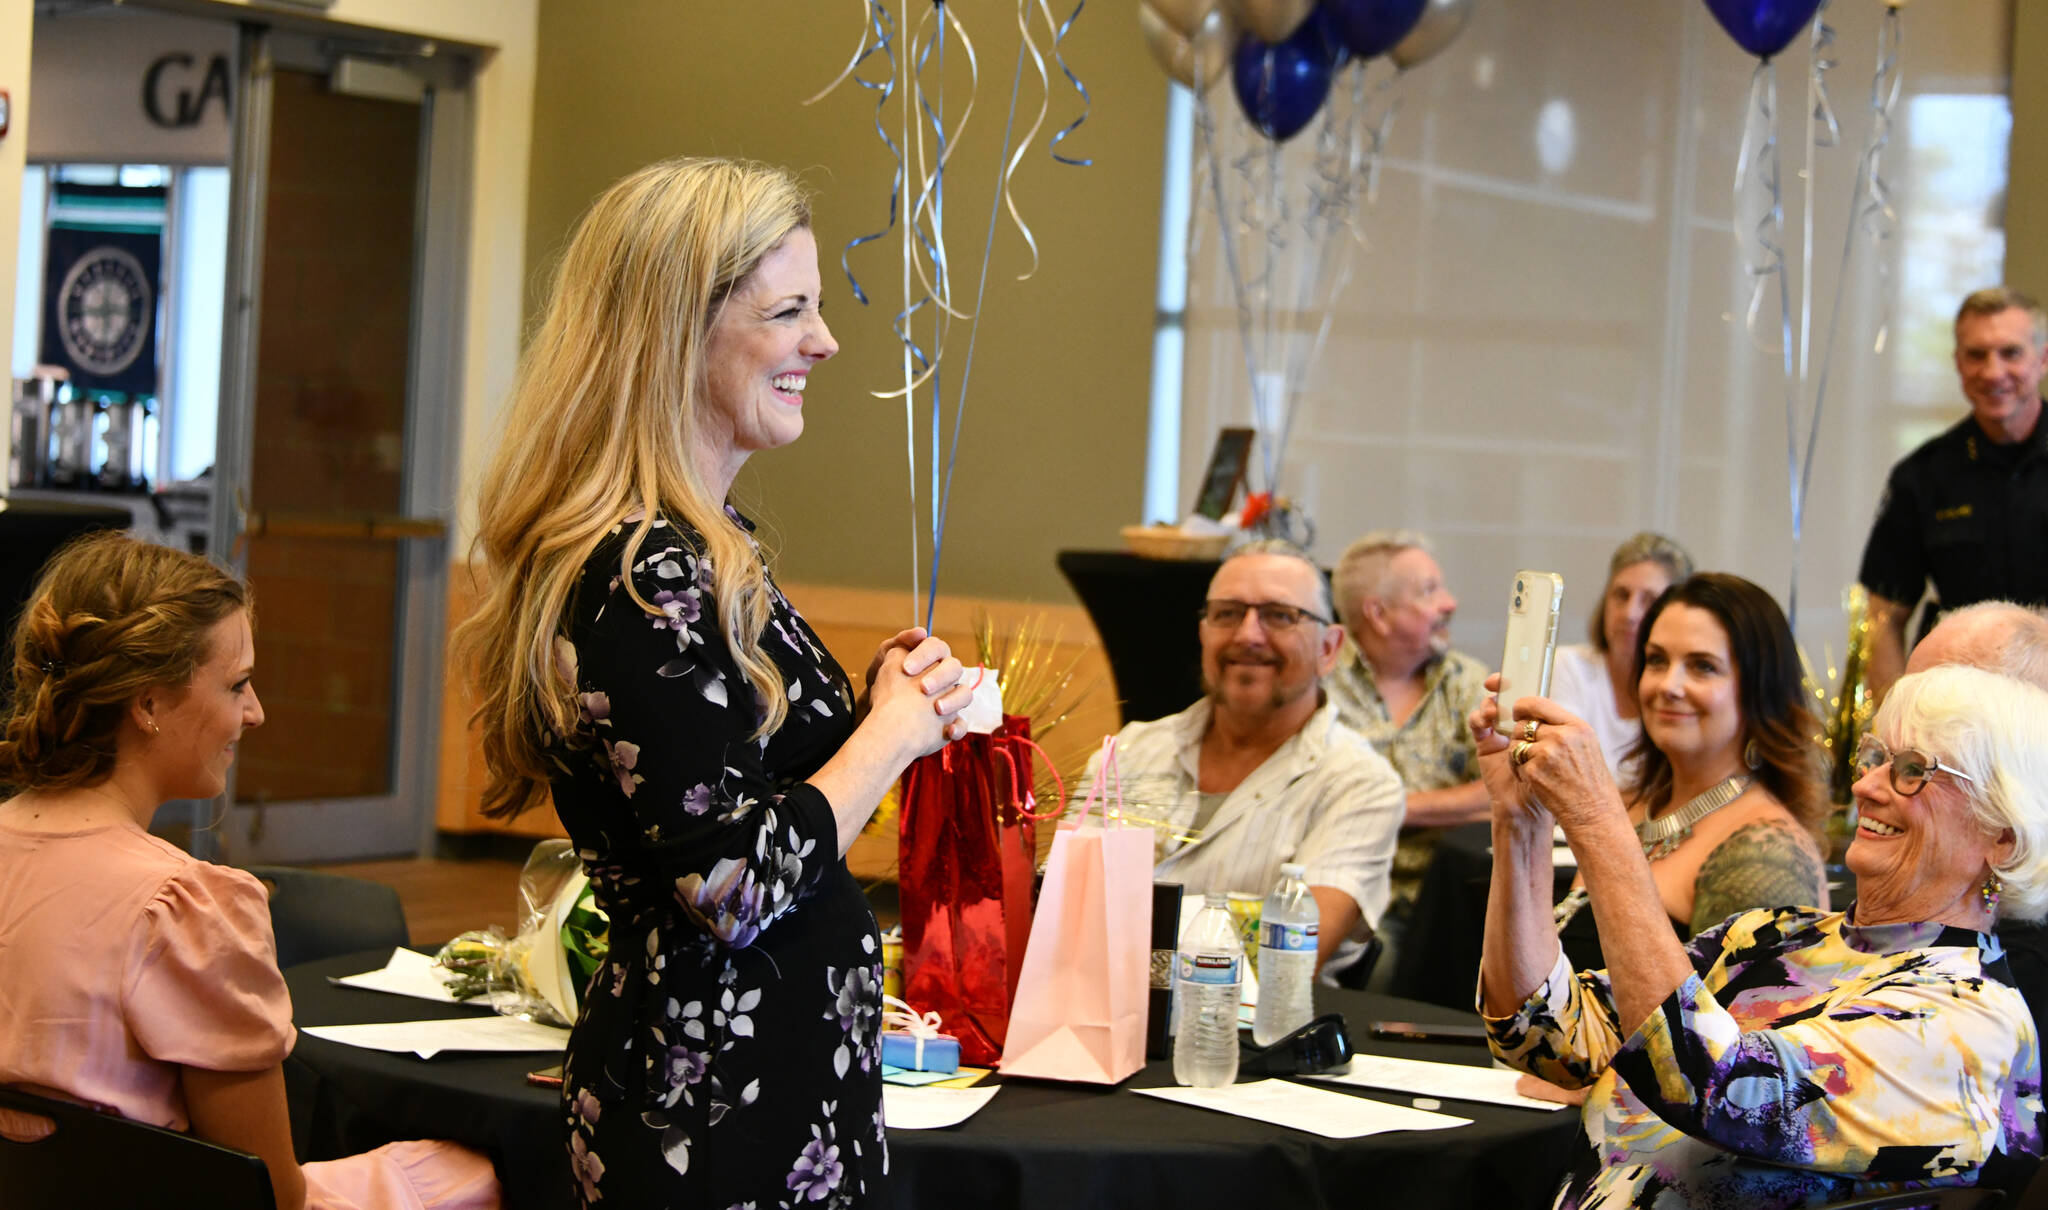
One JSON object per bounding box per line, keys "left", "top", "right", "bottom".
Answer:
{"left": 1260, "top": 922, "right": 1318, "bottom": 952}
{"left": 1178, "top": 953, "right": 1242, "bottom": 985}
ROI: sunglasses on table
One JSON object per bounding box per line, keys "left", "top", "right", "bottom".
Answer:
{"left": 1853, "top": 735, "right": 1975, "bottom": 797}
{"left": 1197, "top": 599, "right": 1331, "bottom": 631}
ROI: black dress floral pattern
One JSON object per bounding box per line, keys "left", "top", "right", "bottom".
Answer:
{"left": 547, "top": 511, "right": 887, "bottom": 1209}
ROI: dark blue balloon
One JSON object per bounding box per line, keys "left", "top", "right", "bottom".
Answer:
{"left": 1320, "top": 0, "right": 1427, "bottom": 61}
{"left": 1231, "top": 15, "right": 1340, "bottom": 143}
{"left": 1702, "top": 0, "right": 1823, "bottom": 60}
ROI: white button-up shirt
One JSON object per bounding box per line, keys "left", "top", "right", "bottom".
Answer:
{"left": 1079, "top": 698, "right": 1406, "bottom": 968}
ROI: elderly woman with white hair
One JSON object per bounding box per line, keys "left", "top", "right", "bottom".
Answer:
{"left": 1472, "top": 663, "right": 2047, "bottom": 1208}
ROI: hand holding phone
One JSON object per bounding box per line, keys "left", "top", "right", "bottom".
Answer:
{"left": 1496, "top": 571, "right": 1563, "bottom": 733}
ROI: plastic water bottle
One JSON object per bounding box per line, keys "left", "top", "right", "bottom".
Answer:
{"left": 1173, "top": 892, "right": 1243, "bottom": 1088}
{"left": 1252, "top": 862, "right": 1319, "bottom": 1047}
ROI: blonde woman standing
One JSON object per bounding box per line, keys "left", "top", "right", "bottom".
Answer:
{"left": 460, "top": 159, "right": 971, "bottom": 1207}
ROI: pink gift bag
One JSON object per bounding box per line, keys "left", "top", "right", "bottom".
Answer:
{"left": 998, "top": 736, "right": 1152, "bottom": 1085}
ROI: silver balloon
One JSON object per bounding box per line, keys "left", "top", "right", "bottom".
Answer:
{"left": 1221, "top": 0, "right": 1315, "bottom": 46}
{"left": 1139, "top": 4, "right": 1236, "bottom": 95}
{"left": 1145, "top": 0, "right": 1221, "bottom": 39}
{"left": 1389, "top": 0, "right": 1473, "bottom": 71}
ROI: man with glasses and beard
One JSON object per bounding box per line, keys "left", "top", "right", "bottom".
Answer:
{"left": 1077, "top": 541, "right": 1404, "bottom": 977}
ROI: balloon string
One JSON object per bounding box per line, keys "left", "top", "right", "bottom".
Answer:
{"left": 1863, "top": 7, "right": 1903, "bottom": 355}
{"left": 1002, "top": 0, "right": 1053, "bottom": 281}
{"left": 1043, "top": 0, "right": 1093, "bottom": 166}
{"left": 804, "top": 0, "right": 879, "bottom": 106}
{"left": 1733, "top": 62, "right": 1798, "bottom": 616}
{"left": 926, "top": 19, "right": 1032, "bottom": 631}
{"left": 1257, "top": 138, "right": 1287, "bottom": 498}
{"left": 814, "top": 1, "right": 902, "bottom": 306}
{"left": 1276, "top": 61, "right": 1385, "bottom": 473}
{"left": 1798, "top": 1, "right": 1838, "bottom": 384}
{"left": 899, "top": 0, "right": 920, "bottom": 621}
{"left": 925, "top": 10, "right": 947, "bottom": 633}
{"left": 1194, "top": 91, "right": 1268, "bottom": 502}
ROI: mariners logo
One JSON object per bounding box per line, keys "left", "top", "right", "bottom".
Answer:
{"left": 57, "top": 245, "right": 153, "bottom": 378}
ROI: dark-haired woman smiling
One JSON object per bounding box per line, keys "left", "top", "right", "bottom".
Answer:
{"left": 1550, "top": 573, "right": 1827, "bottom": 969}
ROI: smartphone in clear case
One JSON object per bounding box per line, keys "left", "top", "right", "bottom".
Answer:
{"left": 1496, "top": 570, "right": 1564, "bottom": 731}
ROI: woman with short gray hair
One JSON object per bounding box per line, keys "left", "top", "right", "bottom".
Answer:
{"left": 1473, "top": 661, "right": 2046, "bottom": 1208}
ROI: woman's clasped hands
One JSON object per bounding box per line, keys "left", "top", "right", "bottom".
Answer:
{"left": 1469, "top": 673, "right": 1626, "bottom": 835}
{"left": 858, "top": 627, "right": 976, "bottom": 758}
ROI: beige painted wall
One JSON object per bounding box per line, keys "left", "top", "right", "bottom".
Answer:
{"left": 2012, "top": 4, "right": 2047, "bottom": 296}
{"left": 521, "top": 3, "right": 1167, "bottom": 604}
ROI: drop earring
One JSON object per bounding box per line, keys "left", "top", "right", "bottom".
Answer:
{"left": 1744, "top": 739, "right": 1762, "bottom": 771}
{"left": 1982, "top": 872, "right": 2004, "bottom": 916}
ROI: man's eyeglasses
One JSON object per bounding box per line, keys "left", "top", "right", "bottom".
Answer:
{"left": 1198, "top": 599, "right": 1330, "bottom": 632}
{"left": 1853, "top": 735, "right": 1976, "bottom": 797}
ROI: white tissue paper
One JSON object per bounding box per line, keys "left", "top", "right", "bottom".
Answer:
{"left": 958, "top": 667, "right": 1005, "bottom": 735}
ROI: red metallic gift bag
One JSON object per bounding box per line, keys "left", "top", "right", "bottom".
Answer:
{"left": 897, "top": 715, "right": 1058, "bottom": 1067}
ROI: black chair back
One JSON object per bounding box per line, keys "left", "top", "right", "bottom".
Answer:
{"left": 0, "top": 1083, "right": 275, "bottom": 1210}
{"left": 1329, "top": 933, "right": 1385, "bottom": 991}
{"left": 247, "top": 865, "right": 409, "bottom": 968}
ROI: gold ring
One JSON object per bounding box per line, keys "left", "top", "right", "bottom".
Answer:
{"left": 1521, "top": 719, "right": 1540, "bottom": 743}
{"left": 1511, "top": 740, "right": 1535, "bottom": 768}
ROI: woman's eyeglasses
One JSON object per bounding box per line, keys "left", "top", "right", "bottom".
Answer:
{"left": 1197, "top": 599, "right": 1330, "bottom": 632}
{"left": 1853, "top": 735, "right": 1976, "bottom": 797}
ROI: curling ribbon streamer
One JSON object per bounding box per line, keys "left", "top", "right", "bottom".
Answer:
{"left": 805, "top": 2, "right": 903, "bottom": 307}
{"left": 1733, "top": 61, "right": 1803, "bottom": 618}
{"left": 1861, "top": 6, "right": 1903, "bottom": 355}
{"left": 882, "top": 996, "right": 946, "bottom": 1069}
{"left": 1042, "top": 0, "right": 1094, "bottom": 166}
{"left": 811, "top": 0, "right": 1094, "bottom": 623}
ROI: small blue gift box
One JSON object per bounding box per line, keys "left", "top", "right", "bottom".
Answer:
{"left": 881, "top": 1029, "right": 960, "bottom": 1074}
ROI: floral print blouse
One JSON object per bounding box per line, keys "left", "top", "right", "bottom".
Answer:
{"left": 545, "top": 512, "right": 887, "bottom": 1209}
{"left": 1485, "top": 906, "right": 2044, "bottom": 1209}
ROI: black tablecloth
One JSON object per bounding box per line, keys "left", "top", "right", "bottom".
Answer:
{"left": 286, "top": 951, "right": 1576, "bottom": 1210}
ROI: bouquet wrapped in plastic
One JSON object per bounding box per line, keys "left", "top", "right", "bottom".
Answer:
{"left": 434, "top": 839, "right": 608, "bottom": 1026}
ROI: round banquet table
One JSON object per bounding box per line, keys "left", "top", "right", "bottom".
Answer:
{"left": 284, "top": 950, "right": 1577, "bottom": 1210}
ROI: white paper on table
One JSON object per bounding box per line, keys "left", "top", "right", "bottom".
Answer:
{"left": 332, "top": 947, "right": 463, "bottom": 1004}
{"left": 1305, "top": 1054, "right": 1568, "bottom": 1112}
{"left": 882, "top": 1084, "right": 1000, "bottom": 1129}
{"left": 302, "top": 1016, "right": 570, "bottom": 1059}
{"left": 1133, "top": 1079, "right": 1471, "bottom": 1139}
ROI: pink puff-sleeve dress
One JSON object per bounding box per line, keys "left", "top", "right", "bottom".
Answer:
{"left": 0, "top": 815, "right": 499, "bottom": 1210}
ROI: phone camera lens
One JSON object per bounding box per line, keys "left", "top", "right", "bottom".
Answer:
{"left": 1516, "top": 579, "right": 1525, "bottom": 592}
{"left": 1514, "top": 595, "right": 1523, "bottom": 608}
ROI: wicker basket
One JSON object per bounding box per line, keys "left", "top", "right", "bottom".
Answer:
{"left": 1120, "top": 524, "right": 1230, "bottom": 561}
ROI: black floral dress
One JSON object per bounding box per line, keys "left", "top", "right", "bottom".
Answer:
{"left": 548, "top": 511, "right": 887, "bottom": 1209}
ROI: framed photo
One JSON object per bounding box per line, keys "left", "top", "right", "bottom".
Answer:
{"left": 1192, "top": 426, "right": 1256, "bottom": 520}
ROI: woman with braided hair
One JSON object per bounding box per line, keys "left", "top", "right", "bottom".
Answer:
{"left": 0, "top": 531, "right": 500, "bottom": 1210}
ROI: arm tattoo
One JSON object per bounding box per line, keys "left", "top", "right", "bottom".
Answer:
{"left": 1689, "top": 820, "right": 1824, "bottom": 936}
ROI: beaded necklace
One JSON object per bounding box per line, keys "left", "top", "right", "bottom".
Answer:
{"left": 1551, "top": 775, "right": 1753, "bottom": 931}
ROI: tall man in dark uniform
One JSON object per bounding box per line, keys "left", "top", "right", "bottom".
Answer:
{"left": 1859, "top": 287, "right": 2048, "bottom": 699}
